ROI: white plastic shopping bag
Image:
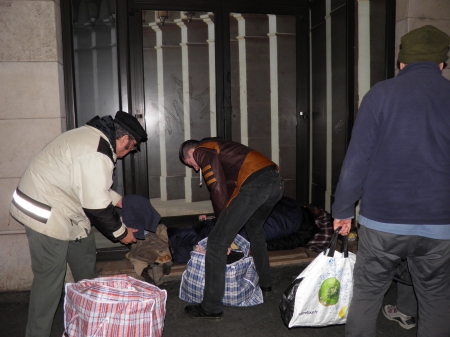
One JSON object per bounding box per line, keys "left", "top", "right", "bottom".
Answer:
{"left": 279, "top": 228, "right": 356, "bottom": 327}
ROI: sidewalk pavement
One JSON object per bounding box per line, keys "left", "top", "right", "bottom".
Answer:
{"left": 0, "top": 263, "right": 416, "bottom": 337}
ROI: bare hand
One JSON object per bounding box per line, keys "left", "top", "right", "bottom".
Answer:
{"left": 120, "top": 227, "right": 137, "bottom": 245}
{"left": 116, "top": 198, "right": 123, "bottom": 208}
{"left": 194, "top": 245, "right": 206, "bottom": 254}
{"left": 333, "top": 219, "right": 352, "bottom": 236}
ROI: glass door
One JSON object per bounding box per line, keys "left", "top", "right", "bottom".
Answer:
{"left": 229, "top": 13, "right": 297, "bottom": 198}
{"left": 141, "top": 10, "right": 215, "bottom": 212}
{"left": 64, "top": 0, "right": 310, "bottom": 249}
{"left": 128, "top": 1, "right": 309, "bottom": 217}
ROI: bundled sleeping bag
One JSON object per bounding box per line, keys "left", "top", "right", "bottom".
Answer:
{"left": 239, "top": 197, "right": 319, "bottom": 249}
{"left": 168, "top": 197, "right": 319, "bottom": 263}
{"left": 167, "top": 218, "right": 215, "bottom": 264}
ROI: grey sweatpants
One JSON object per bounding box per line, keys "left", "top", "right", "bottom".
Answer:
{"left": 345, "top": 225, "right": 450, "bottom": 337}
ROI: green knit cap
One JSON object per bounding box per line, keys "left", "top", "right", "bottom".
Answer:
{"left": 398, "top": 25, "right": 450, "bottom": 64}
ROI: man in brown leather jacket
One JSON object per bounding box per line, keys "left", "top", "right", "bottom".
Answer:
{"left": 179, "top": 138, "right": 284, "bottom": 319}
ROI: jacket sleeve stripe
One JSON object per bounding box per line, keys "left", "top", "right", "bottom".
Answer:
{"left": 203, "top": 165, "right": 212, "bottom": 172}
{"left": 12, "top": 198, "right": 48, "bottom": 223}
{"left": 15, "top": 188, "right": 51, "bottom": 211}
{"left": 204, "top": 171, "right": 214, "bottom": 179}
{"left": 12, "top": 189, "right": 51, "bottom": 223}
{"left": 206, "top": 178, "right": 217, "bottom": 186}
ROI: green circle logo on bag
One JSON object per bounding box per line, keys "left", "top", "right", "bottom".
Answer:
{"left": 318, "top": 277, "right": 340, "bottom": 306}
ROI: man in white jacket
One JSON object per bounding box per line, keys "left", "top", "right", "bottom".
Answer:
{"left": 10, "top": 110, "right": 147, "bottom": 337}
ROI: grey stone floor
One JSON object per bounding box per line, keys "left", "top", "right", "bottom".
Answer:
{"left": 0, "top": 264, "right": 416, "bottom": 337}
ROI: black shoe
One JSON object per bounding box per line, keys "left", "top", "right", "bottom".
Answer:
{"left": 260, "top": 286, "right": 272, "bottom": 293}
{"left": 184, "top": 304, "right": 223, "bottom": 320}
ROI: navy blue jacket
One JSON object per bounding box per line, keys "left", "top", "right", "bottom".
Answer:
{"left": 122, "top": 195, "right": 161, "bottom": 239}
{"left": 333, "top": 62, "right": 450, "bottom": 224}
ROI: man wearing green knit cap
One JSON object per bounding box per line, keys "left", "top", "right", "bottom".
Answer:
{"left": 332, "top": 25, "right": 450, "bottom": 336}
{"left": 398, "top": 25, "right": 450, "bottom": 64}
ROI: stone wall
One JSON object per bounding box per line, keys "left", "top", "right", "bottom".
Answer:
{"left": 396, "top": 0, "right": 450, "bottom": 80}
{"left": 0, "top": 0, "right": 65, "bottom": 291}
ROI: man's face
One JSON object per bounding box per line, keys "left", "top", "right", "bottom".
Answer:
{"left": 116, "top": 135, "right": 137, "bottom": 158}
{"left": 184, "top": 149, "right": 199, "bottom": 172}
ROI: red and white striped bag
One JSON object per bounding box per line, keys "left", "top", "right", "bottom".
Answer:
{"left": 63, "top": 274, "right": 167, "bottom": 337}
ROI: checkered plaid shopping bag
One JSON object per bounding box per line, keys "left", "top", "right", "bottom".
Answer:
{"left": 63, "top": 274, "right": 167, "bottom": 337}
{"left": 179, "top": 234, "right": 263, "bottom": 307}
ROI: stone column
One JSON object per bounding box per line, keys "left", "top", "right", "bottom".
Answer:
{"left": 358, "top": 0, "right": 371, "bottom": 101}
{"left": 230, "top": 15, "right": 241, "bottom": 142}
{"left": 233, "top": 14, "right": 271, "bottom": 159}
{"left": 0, "top": 1, "right": 65, "bottom": 290}
{"left": 201, "top": 13, "right": 217, "bottom": 137}
{"left": 143, "top": 24, "right": 161, "bottom": 199}
{"left": 268, "top": 14, "right": 297, "bottom": 198}
{"left": 176, "top": 16, "right": 211, "bottom": 202}
{"left": 151, "top": 22, "right": 184, "bottom": 201}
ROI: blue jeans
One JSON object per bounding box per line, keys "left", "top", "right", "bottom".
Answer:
{"left": 201, "top": 169, "right": 284, "bottom": 313}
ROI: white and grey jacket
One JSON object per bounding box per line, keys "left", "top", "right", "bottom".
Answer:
{"left": 10, "top": 117, "right": 127, "bottom": 242}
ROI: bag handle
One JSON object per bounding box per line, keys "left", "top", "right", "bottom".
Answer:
{"left": 325, "top": 226, "right": 349, "bottom": 258}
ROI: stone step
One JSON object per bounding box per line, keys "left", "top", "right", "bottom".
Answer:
{"left": 96, "top": 247, "right": 319, "bottom": 281}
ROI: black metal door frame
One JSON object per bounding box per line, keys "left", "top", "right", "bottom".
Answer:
{"left": 123, "top": 0, "right": 311, "bottom": 204}
{"left": 60, "top": 0, "right": 397, "bottom": 208}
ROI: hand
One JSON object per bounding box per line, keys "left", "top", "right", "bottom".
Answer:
{"left": 120, "top": 228, "right": 137, "bottom": 245}
{"left": 194, "top": 245, "right": 206, "bottom": 254}
{"left": 333, "top": 219, "right": 352, "bottom": 236}
{"left": 116, "top": 198, "right": 123, "bottom": 208}
{"left": 198, "top": 214, "right": 207, "bottom": 221}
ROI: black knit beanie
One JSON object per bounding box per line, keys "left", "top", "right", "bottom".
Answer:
{"left": 398, "top": 25, "right": 450, "bottom": 64}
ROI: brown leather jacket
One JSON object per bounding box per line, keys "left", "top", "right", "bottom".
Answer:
{"left": 193, "top": 139, "right": 278, "bottom": 217}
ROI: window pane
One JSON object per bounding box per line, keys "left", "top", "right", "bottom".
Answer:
{"left": 142, "top": 10, "right": 215, "bottom": 213}
{"left": 71, "top": 0, "right": 120, "bottom": 126}
{"left": 71, "top": 0, "right": 123, "bottom": 249}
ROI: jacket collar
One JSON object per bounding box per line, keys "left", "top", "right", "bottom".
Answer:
{"left": 398, "top": 62, "right": 442, "bottom": 77}
{"left": 86, "top": 115, "right": 116, "bottom": 152}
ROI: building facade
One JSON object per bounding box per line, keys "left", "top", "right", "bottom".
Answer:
{"left": 0, "top": 0, "right": 449, "bottom": 291}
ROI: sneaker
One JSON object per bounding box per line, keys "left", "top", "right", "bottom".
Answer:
{"left": 382, "top": 304, "right": 416, "bottom": 329}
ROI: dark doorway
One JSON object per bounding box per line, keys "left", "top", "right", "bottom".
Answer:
{"left": 59, "top": 0, "right": 397, "bottom": 255}
{"left": 125, "top": 0, "right": 311, "bottom": 211}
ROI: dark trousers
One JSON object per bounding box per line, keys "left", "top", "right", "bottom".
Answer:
{"left": 25, "top": 226, "right": 98, "bottom": 337}
{"left": 397, "top": 281, "right": 417, "bottom": 317}
{"left": 345, "top": 225, "right": 450, "bottom": 337}
{"left": 201, "top": 169, "right": 284, "bottom": 313}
